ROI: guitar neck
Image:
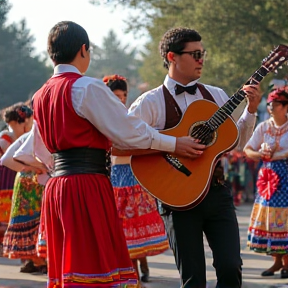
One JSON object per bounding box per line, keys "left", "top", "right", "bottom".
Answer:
{"left": 207, "top": 65, "right": 269, "bottom": 131}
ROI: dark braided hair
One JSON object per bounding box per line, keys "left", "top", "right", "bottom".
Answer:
{"left": 159, "top": 27, "right": 202, "bottom": 69}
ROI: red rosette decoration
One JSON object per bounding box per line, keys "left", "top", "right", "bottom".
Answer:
{"left": 256, "top": 168, "right": 279, "bottom": 200}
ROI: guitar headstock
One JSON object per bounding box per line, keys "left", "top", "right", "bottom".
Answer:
{"left": 262, "top": 44, "right": 288, "bottom": 74}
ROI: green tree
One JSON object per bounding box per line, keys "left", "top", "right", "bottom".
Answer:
{"left": 0, "top": 0, "right": 11, "bottom": 25}
{"left": 0, "top": 0, "right": 52, "bottom": 109}
{"left": 87, "top": 29, "right": 144, "bottom": 105}
{"left": 91, "top": 0, "right": 288, "bottom": 95}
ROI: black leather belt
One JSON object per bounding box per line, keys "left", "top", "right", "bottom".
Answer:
{"left": 51, "top": 147, "right": 107, "bottom": 177}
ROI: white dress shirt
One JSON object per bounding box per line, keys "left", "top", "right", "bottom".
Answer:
{"left": 52, "top": 65, "right": 176, "bottom": 152}
{"left": 129, "top": 75, "right": 256, "bottom": 150}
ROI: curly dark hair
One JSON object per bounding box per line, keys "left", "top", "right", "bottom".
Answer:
{"left": 103, "top": 75, "right": 127, "bottom": 92}
{"left": 159, "top": 27, "right": 202, "bottom": 69}
{"left": 2, "top": 103, "right": 33, "bottom": 124}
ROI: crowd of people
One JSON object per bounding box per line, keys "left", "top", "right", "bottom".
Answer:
{"left": 0, "top": 20, "right": 287, "bottom": 288}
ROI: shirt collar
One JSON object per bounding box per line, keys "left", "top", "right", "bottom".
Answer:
{"left": 53, "top": 64, "right": 82, "bottom": 76}
{"left": 164, "top": 75, "right": 200, "bottom": 97}
{"left": 269, "top": 116, "right": 288, "bottom": 129}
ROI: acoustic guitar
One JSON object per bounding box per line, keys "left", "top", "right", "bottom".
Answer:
{"left": 114, "top": 44, "right": 288, "bottom": 210}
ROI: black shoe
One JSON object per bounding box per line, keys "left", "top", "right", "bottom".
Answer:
{"left": 261, "top": 270, "right": 274, "bottom": 276}
{"left": 31, "top": 265, "right": 48, "bottom": 275}
{"left": 20, "top": 261, "right": 39, "bottom": 273}
{"left": 141, "top": 272, "right": 149, "bottom": 283}
{"left": 38, "top": 265, "right": 48, "bottom": 274}
{"left": 281, "top": 269, "right": 288, "bottom": 279}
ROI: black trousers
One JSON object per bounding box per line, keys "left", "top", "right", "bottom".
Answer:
{"left": 163, "top": 184, "right": 242, "bottom": 288}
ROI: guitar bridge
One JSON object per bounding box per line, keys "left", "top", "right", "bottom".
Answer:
{"left": 164, "top": 154, "right": 191, "bottom": 176}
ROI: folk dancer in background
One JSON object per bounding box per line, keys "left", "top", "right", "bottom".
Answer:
{"left": 244, "top": 87, "right": 288, "bottom": 279}
{"left": 104, "top": 74, "right": 169, "bottom": 285}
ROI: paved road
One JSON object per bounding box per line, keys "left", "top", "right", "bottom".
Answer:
{"left": 1, "top": 204, "right": 288, "bottom": 288}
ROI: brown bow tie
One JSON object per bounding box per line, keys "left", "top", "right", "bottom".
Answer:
{"left": 174, "top": 84, "right": 198, "bottom": 95}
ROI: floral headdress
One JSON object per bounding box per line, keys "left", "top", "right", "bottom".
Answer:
{"left": 103, "top": 74, "right": 127, "bottom": 86}
{"left": 102, "top": 74, "right": 127, "bottom": 92}
{"left": 267, "top": 86, "right": 288, "bottom": 104}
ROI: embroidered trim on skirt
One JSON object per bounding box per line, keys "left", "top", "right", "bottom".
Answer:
{"left": 111, "top": 164, "right": 169, "bottom": 259}
{"left": 247, "top": 160, "right": 288, "bottom": 254}
{"left": 42, "top": 173, "right": 138, "bottom": 288}
{"left": 3, "top": 172, "right": 45, "bottom": 259}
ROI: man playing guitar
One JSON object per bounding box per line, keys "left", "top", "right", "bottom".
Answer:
{"left": 128, "top": 27, "right": 261, "bottom": 288}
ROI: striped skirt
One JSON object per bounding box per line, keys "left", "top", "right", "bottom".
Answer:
{"left": 3, "top": 172, "right": 44, "bottom": 259}
{"left": 248, "top": 159, "right": 288, "bottom": 254}
{"left": 111, "top": 164, "right": 169, "bottom": 259}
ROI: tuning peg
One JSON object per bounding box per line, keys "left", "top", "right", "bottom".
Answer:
{"left": 274, "top": 70, "right": 278, "bottom": 74}
{"left": 279, "top": 66, "right": 283, "bottom": 70}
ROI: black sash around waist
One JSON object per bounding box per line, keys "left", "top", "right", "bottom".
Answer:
{"left": 51, "top": 147, "right": 107, "bottom": 177}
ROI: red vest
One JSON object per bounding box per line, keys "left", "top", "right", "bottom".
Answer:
{"left": 33, "top": 73, "right": 110, "bottom": 153}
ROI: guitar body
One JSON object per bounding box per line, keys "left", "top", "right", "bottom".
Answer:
{"left": 122, "top": 44, "right": 288, "bottom": 210}
{"left": 130, "top": 100, "right": 239, "bottom": 210}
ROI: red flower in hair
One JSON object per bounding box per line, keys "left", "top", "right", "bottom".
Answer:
{"left": 267, "top": 87, "right": 288, "bottom": 103}
{"left": 256, "top": 168, "right": 279, "bottom": 200}
{"left": 16, "top": 107, "right": 26, "bottom": 120}
{"left": 103, "top": 74, "right": 126, "bottom": 85}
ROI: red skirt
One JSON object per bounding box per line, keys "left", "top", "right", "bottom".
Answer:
{"left": 41, "top": 173, "right": 138, "bottom": 288}
{"left": 0, "top": 166, "right": 17, "bottom": 226}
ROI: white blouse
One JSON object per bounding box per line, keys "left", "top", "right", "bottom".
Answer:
{"left": 244, "top": 117, "right": 288, "bottom": 159}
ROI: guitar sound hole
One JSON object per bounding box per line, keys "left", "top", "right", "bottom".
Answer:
{"left": 189, "top": 121, "right": 217, "bottom": 146}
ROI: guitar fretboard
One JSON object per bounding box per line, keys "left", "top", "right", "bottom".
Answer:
{"left": 206, "top": 65, "right": 270, "bottom": 131}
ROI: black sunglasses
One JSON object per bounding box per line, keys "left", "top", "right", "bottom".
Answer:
{"left": 176, "top": 50, "right": 207, "bottom": 61}
{"left": 267, "top": 101, "right": 288, "bottom": 106}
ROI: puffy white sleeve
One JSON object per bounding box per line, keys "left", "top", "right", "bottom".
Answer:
{"left": 72, "top": 78, "right": 176, "bottom": 152}
{"left": 243, "top": 122, "right": 264, "bottom": 151}
{"left": 0, "top": 133, "right": 27, "bottom": 171}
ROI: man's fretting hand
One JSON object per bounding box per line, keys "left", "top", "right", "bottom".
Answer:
{"left": 243, "top": 84, "right": 261, "bottom": 114}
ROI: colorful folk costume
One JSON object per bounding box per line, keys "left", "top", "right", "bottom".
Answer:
{"left": 3, "top": 171, "right": 45, "bottom": 260}
{"left": 0, "top": 132, "right": 17, "bottom": 241}
{"left": 246, "top": 117, "right": 288, "bottom": 254}
{"left": 33, "top": 68, "right": 138, "bottom": 288}
{"left": 111, "top": 160, "right": 169, "bottom": 276}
